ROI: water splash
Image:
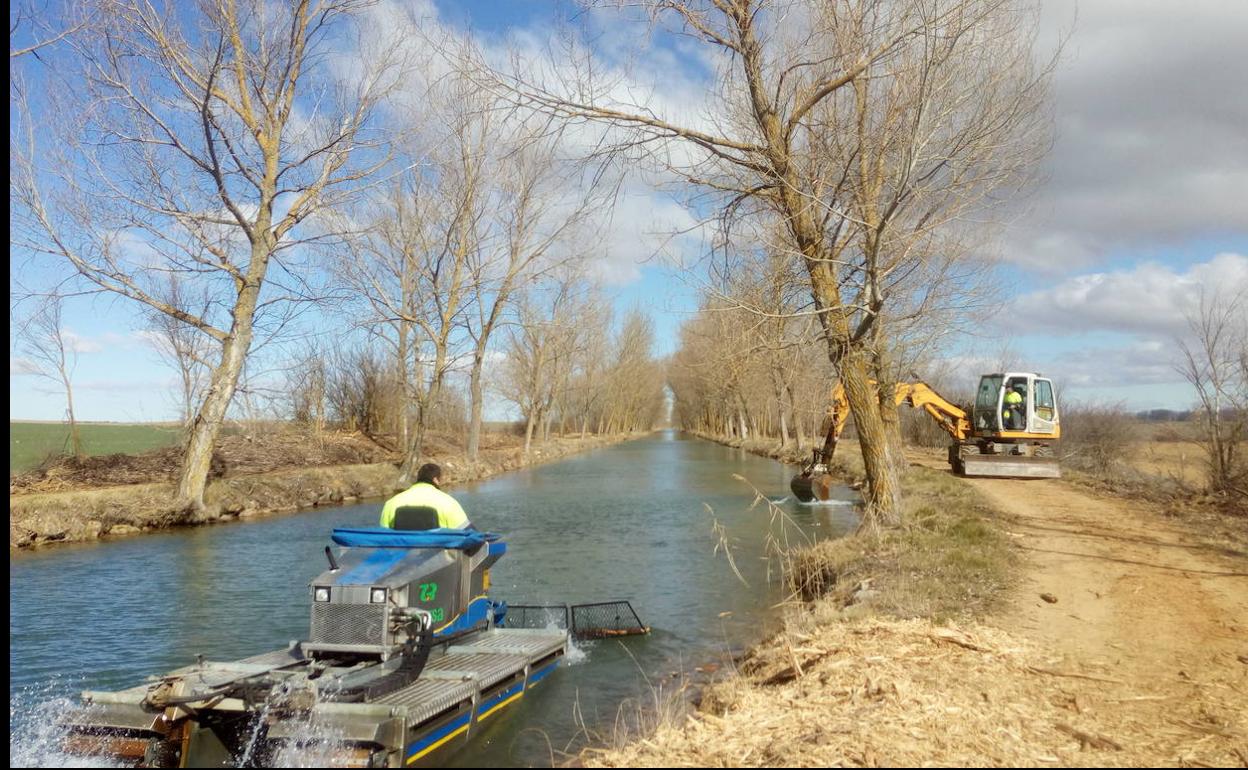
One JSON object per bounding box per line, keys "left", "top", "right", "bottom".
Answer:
{"left": 269, "top": 717, "right": 353, "bottom": 768}
{"left": 9, "top": 683, "right": 122, "bottom": 769}
{"left": 795, "top": 497, "right": 855, "bottom": 506}
{"left": 235, "top": 689, "right": 279, "bottom": 767}
{"left": 517, "top": 604, "right": 593, "bottom": 666}
{"left": 562, "top": 631, "right": 593, "bottom": 666}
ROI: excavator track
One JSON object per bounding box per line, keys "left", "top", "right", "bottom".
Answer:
{"left": 959, "top": 454, "right": 1061, "bottom": 479}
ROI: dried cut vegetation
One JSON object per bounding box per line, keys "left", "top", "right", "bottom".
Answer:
{"left": 588, "top": 619, "right": 1247, "bottom": 768}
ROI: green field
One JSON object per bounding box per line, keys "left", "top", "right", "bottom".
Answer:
{"left": 9, "top": 422, "right": 184, "bottom": 474}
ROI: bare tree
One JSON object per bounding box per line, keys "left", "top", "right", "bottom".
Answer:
{"left": 475, "top": 0, "right": 1052, "bottom": 525}
{"left": 601, "top": 309, "right": 666, "bottom": 435}
{"left": 566, "top": 299, "right": 614, "bottom": 438}
{"left": 14, "top": 294, "right": 84, "bottom": 457}
{"left": 334, "top": 65, "right": 492, "bottom": 482}
{"left": 11, "top": 0, "right": 402, "bottom": 512}
{"left": 462, "top": 118, "right": 606, "bottom": 461}
{"left": 1176, "top": 288, "right": 1248, "bottom": 497}
{"left": 337, "top": 167, "right": 477, "bottom": 482}
{"left": 144, "top": 274, "right": 215, "bottom": 429}
{"left": 288, "top": 343, "right": 330, "bottom": 444}
{"left": 498, "top": 272, "right": 591, "bottom": 457}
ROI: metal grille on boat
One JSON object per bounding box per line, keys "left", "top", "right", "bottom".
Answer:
{"left": 311, "top": 604, "right": 386, "bottom": 646}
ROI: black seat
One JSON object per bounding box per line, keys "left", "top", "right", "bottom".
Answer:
{"left": 393, "top": 505, "right": 440, "bottom": 531}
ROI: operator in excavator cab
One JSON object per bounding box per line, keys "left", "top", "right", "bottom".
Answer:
{"left": 1003, "top": 381, "right": 1027, "bottom": 430}
{"left": 381, "top": 463, "right": 472, "bottom": 530}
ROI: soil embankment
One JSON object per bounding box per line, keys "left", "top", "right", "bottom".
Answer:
{"left": 10, "top": 431, "right": 638, "bottom": 550}
{"left": 590, "top": 437, "right": 1248, "bottom": 767}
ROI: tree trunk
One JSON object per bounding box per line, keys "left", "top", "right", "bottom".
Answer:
{"left": 397, "top": 319, "right": 410, "bottom": 449}
{"left": 398, "top": 417, "right": 429, "bottom": 486}
{"left": 177, "top": 292, "right": 258, "bottom": 513}
{"left": 180, "top": 364, "right": 195, "bottom": 431}
{"left": 523, "top": 412, "right": 537, "bottom": 458}
{"left": 788, "top": 385, "right": 803, "bottom": 452}
{"left": 399, "top": 375, "right": 441, "bottom": 485}
{"left": 64, "top": 376, "right": 83, "bottom": 458}
{"left": 466, "top": 349, "right": 485, "bottom": 460}
{"left": 773, "top": 381, "right": 790, "bottom": 448}
{"left": 839, "top": 355, "right": 903, "bottom": 528}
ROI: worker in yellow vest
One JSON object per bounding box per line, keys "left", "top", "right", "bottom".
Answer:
{"left": 1003, "top": 385, "right": 1026, "bottom": 430}
{"left": 380, "top": 463, "right": 471, "bottom": 530}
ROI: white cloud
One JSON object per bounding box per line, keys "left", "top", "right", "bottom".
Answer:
{"left": 588, "top": 184, "right": 707, "bottom": 285}
{"left": 1010, "top": 252, "right": 1247, "bottom": 335}
{"left": 63, "top": 330, "right": 103, "bottom": 354}
{"left": 339, "top": 0, "right": 722, "bottom": 289}
{"left": 1002, "top": 0, "right": 1248, "bottom": 269}
{"left": 1050, "top": 338, "right": 1179, "bottom": 390}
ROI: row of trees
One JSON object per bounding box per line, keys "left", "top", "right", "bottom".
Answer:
{"left": 669, "top": 247, "right": 833, "bottom": 448}
{"left": 470, "top": 0, "right": 1053, "bottom": 527}
{"left": 282, "top": 297, "right": 667, "bottom": 460}
{"left": 10, "top": 0, "right": 665, "bottom": 511}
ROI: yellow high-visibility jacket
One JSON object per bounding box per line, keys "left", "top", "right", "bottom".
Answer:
{"left": 379, "top": 482, "right": 470, "bottom": 529}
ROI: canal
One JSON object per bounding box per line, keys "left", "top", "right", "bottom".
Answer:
{"left": 9, "top": 431, "right": 858, "bottom": 767}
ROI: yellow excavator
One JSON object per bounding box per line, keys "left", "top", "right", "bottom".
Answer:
{"left": 791, "top": 372, "right": 1061, "bottom": 502}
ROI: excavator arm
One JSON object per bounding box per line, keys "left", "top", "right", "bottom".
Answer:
{"left": 813, "top": 380, "right": 970, "bottom": 467}
{"left": 897, "top": 383, "right": 972, "bottom": 442}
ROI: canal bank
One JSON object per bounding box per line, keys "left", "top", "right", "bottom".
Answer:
{"left": 9, "top": 432, "right": 642, "bottom": 551}
{"left": 586, "top": 450, "right": 1248, "bottom": 766}
{"left": 10, "top": 432, "right": 861, "bottom": 767}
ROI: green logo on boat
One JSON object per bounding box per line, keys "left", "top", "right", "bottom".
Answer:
{"left": 419, "top": 583, "right": 438, "bottom": 602}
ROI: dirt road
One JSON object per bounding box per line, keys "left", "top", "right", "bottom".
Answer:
{"left": 965, "top": 473, "right": 1248, "bottom": 763}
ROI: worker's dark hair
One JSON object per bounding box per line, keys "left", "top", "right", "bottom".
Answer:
{"left": 416, "top": 463, "right": 442, "bottom": 486}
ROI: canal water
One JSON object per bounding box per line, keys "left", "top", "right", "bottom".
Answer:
{"left": 9, "top": 431, "right": 858, "bottom": 767}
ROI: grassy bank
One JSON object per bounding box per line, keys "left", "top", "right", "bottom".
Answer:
{"left": 691, "top": 431, "right": 1012, "bottom": 622}
{"left": 787, "top": 464, "right": 1014, "bottom": 620}
{"left": 10, "top": 432, "right": 639, "bottom": 550}
{"left": 588, "top": 613, "right": 1244, "bottom": 767}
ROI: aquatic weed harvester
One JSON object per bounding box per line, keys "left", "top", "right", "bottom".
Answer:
{"left": 60, "top": 527, "right": 646, "bottom": 767}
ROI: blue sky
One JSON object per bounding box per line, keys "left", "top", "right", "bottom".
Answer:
{"left": 10, "top": 0, "right": 1248, "bottom": 421}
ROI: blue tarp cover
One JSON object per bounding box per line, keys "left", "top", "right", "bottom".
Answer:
{"left": 331, "top": 527, "right": 500, "bottom": 550}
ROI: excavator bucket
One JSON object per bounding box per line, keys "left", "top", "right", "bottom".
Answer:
{"left": 958, "top": 454, "right": 1061, "bottom": 479}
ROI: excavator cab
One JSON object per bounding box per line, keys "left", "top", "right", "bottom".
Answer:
{"left": 955, "top": 371, "right": 1061, "bottom": 479}
{"left": 973, "top": 372, "right": 1059, "bottom": 438}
